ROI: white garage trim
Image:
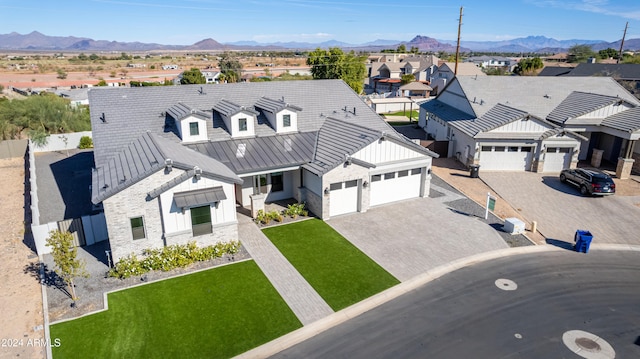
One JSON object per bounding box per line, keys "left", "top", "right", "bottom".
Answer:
{"left": 543, "top": 147, "right": 572, "bottom": 172}
{"left": 370, "top": 168, "right": 422, "bottom": 206}
{"left": 329, "top": 180, "right": 359, "bottom": 217}
{"left": 479, "top": 145, "right": 533, "bottom": 171}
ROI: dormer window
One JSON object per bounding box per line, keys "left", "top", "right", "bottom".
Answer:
{"left": 239, "top": 118, "right": 248, "bottom": 131}
{"left": 189, "top": 122, "right": 199, "bottom": 136}
{"left": 254, "top": 97, "right": 302, "bottom": 134}
{"left": 167, "top": 103, "right": 208, "bottom": 144}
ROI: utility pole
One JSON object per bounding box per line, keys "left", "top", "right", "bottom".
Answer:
{"left": 618, "top": 22, "right": 628, "bottom": 64}
{"left": 454, "top": 6, "right": 463, "bottom": 75}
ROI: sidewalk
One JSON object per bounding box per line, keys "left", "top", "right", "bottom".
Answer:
{"left": 237, "top": 215, "right": 334, "bottom": 325}
{"left": 431, "top": 157, "right": 546, "bottom": 244}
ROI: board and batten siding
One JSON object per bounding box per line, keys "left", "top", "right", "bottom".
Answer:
{"left": 575, "top": 103, "right": 632, "bottom": 119}
{"left": 353, "top": 139, "right": 424, "bottom": 164}
{"left": 179, "top": 115, "right": 208, "bottom": 143}
{"left": 490, "top": 118, "right": 552, "bottom": 133}
{"left": 435, "top": 81, "right": 474, "bottom": 115}
{"left": 159, "top": 176, "right": 236, "bottom": 235}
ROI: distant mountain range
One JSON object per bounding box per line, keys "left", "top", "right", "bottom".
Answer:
{"left": 1, "top": 31, "right": 639, "bottom": 53}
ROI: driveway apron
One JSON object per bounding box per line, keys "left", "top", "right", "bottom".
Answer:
{"left": 237, "top": 215, "right": 334, "bottom": 325}
{"left": 327, "top": 198, "right": 508, "bottom": 282}
{"left": 481, "top": 172, "right": 640, "bottom": 245}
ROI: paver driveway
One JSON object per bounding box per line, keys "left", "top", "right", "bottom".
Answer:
{"left": 326, "top": 197, "right": 508, "bottom": 282}
{"left": 481, "top": 172, "right": 640, "bottom": 245}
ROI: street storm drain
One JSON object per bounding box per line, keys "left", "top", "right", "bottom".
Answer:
{"left": 494, "top": 278, "right": 517, "bottom": 291}
{"left": 562, "top": 330, "right": 615, "bottom": 359}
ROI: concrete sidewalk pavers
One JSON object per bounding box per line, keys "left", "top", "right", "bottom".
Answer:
{"left": 237, "top": 216, "right": 334, "bottom": 325}
{"left": 326, "top": 198, "right": 508, "bottom": 282}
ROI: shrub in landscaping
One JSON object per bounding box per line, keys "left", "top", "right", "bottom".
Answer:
{"left": 108, "top": 240, "right": 240, "bottom": 279}
{"left": 78, "top": 136, "right": 93, "bottom": 149}
{"left": 283, "top": 202, "right": 308, "bottom": 218}
{"left": 255, "top": 210, "right": 270, "bottom": 225}
{"left": 268, "top": 210, "right": 283, "bottom": 223}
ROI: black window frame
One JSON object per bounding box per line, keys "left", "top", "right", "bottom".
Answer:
{"left": 189, "top": 122, "right": 199, "bottom": 136}
{"left": 282, "top": 114, "right": 291, "bottom": 127}
{"left": 191, "top": 205, "right": 212, "bottom": 236}
{"left": 239, "top": 118, "right": 248, "bottom": 132}
{"left": 271, "top": 172, "right": 284, "bottom": 192}
{"left": 130, "top": 216, "right": 146, "bottom": 240}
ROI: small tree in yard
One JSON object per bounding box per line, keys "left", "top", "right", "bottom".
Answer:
{"left": 46, "top": 230, "right": 88, "bottom": 301}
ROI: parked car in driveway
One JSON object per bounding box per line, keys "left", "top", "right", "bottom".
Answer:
{"left": 559, "top": 168, "right": 616, "bottom": 196}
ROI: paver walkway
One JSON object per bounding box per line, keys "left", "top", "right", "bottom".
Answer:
{"left": 237, "top": 215, "right": 334, "bottom": 325}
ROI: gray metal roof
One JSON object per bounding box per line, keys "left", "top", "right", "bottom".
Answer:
{"left": 448, "top": 104, "right": 539, "bottom": 137}
{"left": 173, "top": 187, "right": 226, "bottom": 209}
{"left": 451, "top": 76, "right": 640, "bottom": 120}
{"left": 186, "top": 132, "right": 317, "bottom": 174}
{"left": 255, "top": 96, "right": 303, "bottom": 113}
{"left": 92, "top": 132, "right": 241, "bottom": 203}
{"left": 303, "top": 117, "right": 381, "bottom": 175}
{"left": 538, "top": 66, "right": 574, "bottom": 77}
{"left": 420, "top": 99, "right": 475, "bottom": 122}
{"left": 602, "top": 107, "right": 640, "bottom": 133}
{"left": 89, "top": 80, "right": 398, "bottom": 168}
{"left": 565, "top": 63, "right": 640, "bottom": 79}
{"left": 213, "top": 99, "right": 259, "bottom": 118}
{"left": 166, "top": 102, "right": 210, "bottom": 121}
{"left": 547, "top": 91, "right": 631, "bottom": 124}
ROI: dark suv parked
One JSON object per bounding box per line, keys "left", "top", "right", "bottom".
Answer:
{"left": 559, "top": 168, "right": 616, "bottom": 196}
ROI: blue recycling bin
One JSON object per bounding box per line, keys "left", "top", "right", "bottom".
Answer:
{"left": 574, "top": 230, "right": 593, "bottom": 253}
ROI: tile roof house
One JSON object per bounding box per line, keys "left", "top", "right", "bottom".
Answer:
{"left": 90, "top": 80, "right": 438, "bottom": 262}
{"left": 429, "top": 62, "right": 486, "bottom": 96}
{"left": 419, "top": 76, "right": 640, "bottom": 175}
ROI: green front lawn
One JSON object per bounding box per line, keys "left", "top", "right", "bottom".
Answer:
{"left": 383, "top": 110, "right": 419, "bottom": 118}
{"left": 50, "top": 260, "right": 301, "bottom": 359}
{"left": 263, "top": 219, "right": 399, "bottom": 311}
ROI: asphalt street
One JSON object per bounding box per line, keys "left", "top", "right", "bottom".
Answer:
{"left": 272, "top": 250, "right": 640, "bottom": 359}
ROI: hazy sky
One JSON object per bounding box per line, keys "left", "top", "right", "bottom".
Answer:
{"left": 1, "top": 0, "right": 639, "bottom": 44}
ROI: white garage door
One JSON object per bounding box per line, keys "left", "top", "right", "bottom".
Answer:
{"left": 544, "top": 147, "right": 572, "bottom": 172}
{"left": 329, "top": 180, "right": 358, "bottom": 217}
{"left": 480, "top": 145, "right": 533, "bottom": 171}
{"left": 370, "top": 168, "right": 422, "bottom": 206}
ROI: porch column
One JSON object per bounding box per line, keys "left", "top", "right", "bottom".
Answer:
{"left": 616, "top": 158, "right": 635, "bottom": 180}
{"left": 250, "top": 193, "right": 266, "bottom": 219}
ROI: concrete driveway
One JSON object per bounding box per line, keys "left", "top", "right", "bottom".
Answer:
{"left": 481, "top": 172, "right": 640, "bottom": 245}
{"left": 326, "top": 198, "right": 508, "bottom": 282}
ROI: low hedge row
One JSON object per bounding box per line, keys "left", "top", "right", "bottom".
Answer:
{"left": 109, "top": 241, "right": 240, "bottom": 279}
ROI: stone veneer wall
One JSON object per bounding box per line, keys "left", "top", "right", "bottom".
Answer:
{"left": 103, "top": 169, "right": 238, "bottom": 262}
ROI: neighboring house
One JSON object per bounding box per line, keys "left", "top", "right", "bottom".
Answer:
{"left": 542, "top": 63, "right": 640, "bottom": 101}
{"left": 419, "top": 76, "right": 640, "bottom": 176}
{"left": 162, "top": 64, "right": 179, "bottom": 70}
{"left": 90, "top": 80, "right": 438, "bottom": 262}
{"left": 429, "top": 62, "right": 486, "bottom": 95}
{"left": 466, "top": 56, "right": 514, "bottom": 69}
{"left": 399, "top": 81, "right": 432, "bottom": 98}
{"left": 538, "top": 66, "right": 575, "bottom": 77}
{"left": 367, "top": 54, "right": 439, "bottom": 94}
{"left": 57, "top": 88, "right": 89, "bottom": 107}
{"left": 201, "top": 71, "right": 221, "bottom": 84}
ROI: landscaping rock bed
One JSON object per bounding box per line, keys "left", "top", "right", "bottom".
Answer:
{"left": 43, "top": 242, "right": 251, "bottom": 323}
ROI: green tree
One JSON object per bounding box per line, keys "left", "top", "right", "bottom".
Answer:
{"left": 514, "top": 57, "right": 544, "bottom": 75}
{"left": 56, "top": 68, "right": 67, "bottom": 79}
{"left": 96, "top": 79, "right": 108, "bottom": 86}
{"left": 306, "top": 47, "right": 366, "bottom": 94}
{"left": 46, "top": 230, "right": 88, "bottom": 301}
{"left": 410, "top": 46, "right": 420, "bottom": 54}
{"left": 568, "top": 44, "right": 596, "bottom": 63}
{"left": 598, "top": 48, "right": 619, "bottom": 60}
{"left": 180, "top": 68, "right": 206, "bottom": 84}
{"left": 401, "top": 74, "right": 415, "bottom": 84}
{"left": 218, "top": 53, "right": 243, "bottom": 83}
{"left": 397, "top": 44, "right": 407, "bottom": 53}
